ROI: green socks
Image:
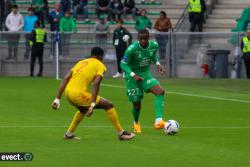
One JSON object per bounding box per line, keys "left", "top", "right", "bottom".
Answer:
{"left": 131, "top": 95, "right": 164, "bottom": 122}
{"left": 154, "top": 95, "right": 165, "bottom": 119}
{"left": 132, "top": 108, "right": 140, "bottom": 123}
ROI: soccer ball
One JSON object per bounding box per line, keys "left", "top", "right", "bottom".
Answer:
{"left": 122, "top": 35, "right": 130, "bottom": 42}
{"left": 164, "top": 120, "right": 179, "bottom": 135}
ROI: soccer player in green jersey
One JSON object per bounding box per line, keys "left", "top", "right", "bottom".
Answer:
{"left": 120, "top": 28, "right": 166, "bottom": 133}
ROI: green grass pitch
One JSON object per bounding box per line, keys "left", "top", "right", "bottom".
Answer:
{"left": 0, "top": 77, "right": 250, "bottom": 167}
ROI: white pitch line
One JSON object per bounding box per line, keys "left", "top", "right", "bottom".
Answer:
{"left": 0, "top": 125, "right": 250, "bottom": 129}
{"left": 167, "top": 91, "right": 250, "bottom": 104}
{"left": 102, "top": 83, "right": 250, "bottom": 104}
{"left": 102, "top": 83, "right": 124, "bottom": 89}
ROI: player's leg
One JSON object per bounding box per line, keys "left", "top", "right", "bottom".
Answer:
{"left": 132, "top": 102, "right": 141, "bottom": 133}
{"left": 132, "top": 102, "right": 141, "bottom": 123}
{"left": 149, "top": 85, "right": 165, "bottom": 129}
{"left": 125, "top": 79, "right": 143, "bottom": 133}
{"left": 63, "top": 92, "right": 90, "bottom": 140}
{"left": 64, "top": 110, "right": 85, "bottom": 140}
{"left": 64, "top": 91, "right": 134, "bottom": 140}
{"left": 95, "top": 98, "right": 122, "bottom": 131}
{"left": 143, "top": 76, "right": 165, "bottom": 129}
{"left": 96, "top": 98, "right": 135, "bottom": 140}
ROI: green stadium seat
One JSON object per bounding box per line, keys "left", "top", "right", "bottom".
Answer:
{"left": 16, "top": 1, "right": 55, "bottom": 5}
{"left": 16, "top": 1, "right": 162, "bottom": 6}
{"left": 20, "top": 11, "right": 160, "bottom": 16}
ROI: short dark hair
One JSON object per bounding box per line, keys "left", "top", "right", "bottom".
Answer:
{"left": 160, "top": 11, "right": 166, "bottom": 17}
{"left": 65, "top": 10, "right": 71, "bottom": 14}
{"left": 138, "top": 28, "right": 149, "bottom": 36}
{"left": 91, "top": 47, "right": 104, "bottom": 58}
{"left": 28, "top": 7, "right": 34, "bottom": 12}
{"left": 12, "top": 5, "right": 18, "bottom": 9}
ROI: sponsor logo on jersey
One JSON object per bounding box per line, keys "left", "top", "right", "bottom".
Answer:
{"left": 146, "top": 78, "right": 155, "bottom": 84}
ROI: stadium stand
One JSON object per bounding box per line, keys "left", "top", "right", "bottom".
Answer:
{"left": 1, "top": 0, "right": 250, "bottom": 78}
{"left": 174, "top": 0, "right": 250, "bottom": 78}
{"left": 14, "top": 0, "right": 185, "bottom": 32}
{"left": 204, "top": 0, "right": 250, "bottom": 32}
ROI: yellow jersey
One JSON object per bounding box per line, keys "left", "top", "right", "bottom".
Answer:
{"left": 66, "top": 58, "right": 106, "bottom": 92}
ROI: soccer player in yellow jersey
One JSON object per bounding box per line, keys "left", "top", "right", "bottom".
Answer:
{"left": 51, "top": 47, "right": 135, "bottom": 140}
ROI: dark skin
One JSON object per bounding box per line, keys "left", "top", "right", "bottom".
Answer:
{"left": 51, "top": 55, "right": 114, "bottom": 117}
{"left": 132, "top": 33, "right": 165, "bottom": 112}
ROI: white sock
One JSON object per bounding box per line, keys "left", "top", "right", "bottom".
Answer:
{"left": 118, "top": 130, "right": 124, "bottom": 136}
{"left": 155, "top": 118, "right": 163, "bottom": 124}
{"left": 65, "top": 132, "right": 73, "bottom": 137}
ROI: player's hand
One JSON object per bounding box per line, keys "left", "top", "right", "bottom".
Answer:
{"left": 133, "top": 74, "right": 144, "bottom": 82}
{"left": 157, "top": 65, "right": 166, "bottom": 75}
{"left": 51, "top": 98, "right": 60, "bottom": 110}
{"left": 85, "top": 106, "right": 94, "bottom": 117}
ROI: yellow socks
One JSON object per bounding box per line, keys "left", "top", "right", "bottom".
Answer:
{"left": 106, "top": 108, "right": 123, "bottom": 132}
{"left": 66, "top": 108, "right": 123, "bottom": 135}
{"left": 67, "top": 111, "right": 84, "bottom": 134}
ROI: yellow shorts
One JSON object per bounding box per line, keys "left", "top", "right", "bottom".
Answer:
{"left": 65, "top": 90, "right": 101, "bottom": 107}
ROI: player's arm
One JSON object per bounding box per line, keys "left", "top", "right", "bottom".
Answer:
{"left": 85, "top": 75, "right": 103, "bottom": 117}
{"left": 153, "top": 56, "right": 165, "bottom": 75}
{"left": 156, "top": 63, "right": 165, "bottom": 75}
{"left": 152, "top": 42, "right": 165, "bottom": 75}
{"left": 120, "top": 49, "right": 143, "bottom": 81}
{"left": 51, "top": 70, "right": 72, "bottom": 110}
{"left": 120, "top": 54, "right": 132, "bottom": 74}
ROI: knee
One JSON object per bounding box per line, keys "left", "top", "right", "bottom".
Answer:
{"left": 105, "top": 101, "right": 114, "bottom": 110}
{"left": 158, "top": 88, "right": 165, "bottom": 95}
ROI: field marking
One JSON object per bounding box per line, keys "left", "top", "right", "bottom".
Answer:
{"left": 102, "top": 84, "right": 250, "bottom": 104}
{"left": 0, "top": 125, "right": 250, "bottom": 129}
